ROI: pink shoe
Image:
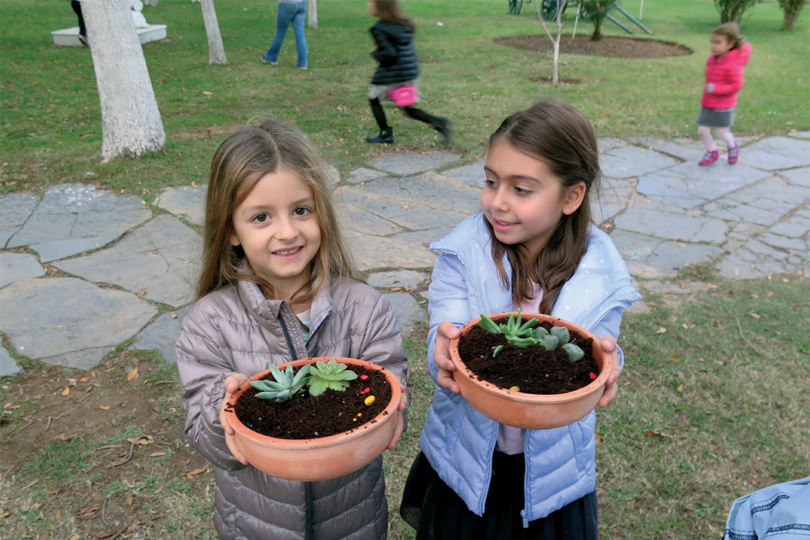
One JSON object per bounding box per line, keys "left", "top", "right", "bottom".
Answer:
{"left": 699, "top": 150, "right": 719, "bottom": 166}
{"left": 728, "top": 144, "right": 739, "bottom": 164}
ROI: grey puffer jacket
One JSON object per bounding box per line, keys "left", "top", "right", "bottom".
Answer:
{"left": 370, "top": 20, "right": 419, "bottom": 85}
{"left": 176, "top": 277, "right": 409, "bottom": 540}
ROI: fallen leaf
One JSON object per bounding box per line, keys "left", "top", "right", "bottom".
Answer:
{"left": 677, "top": 384, "right": 684, "bottom": 392}
{"left": 52, "top": 433, "right": 75, "bottom": 441}
{"left": 655, "top": 327, "right": 667, "bottom": 334}
{"left": 0, "top": 511, "right": 10, "bottom": 520}
{"left": 126, "top": 492, "right": 134, "bottom": 506}
{"left": 139, "top": 288, "right": 147, "bottom": 296}
{"left": 80, "top": 376, "right": 91, "bottom": 382}
{"left": 61, "top": 387, "right": 70, "bottom": 396}
{"left": 4, "top": 403, "right": 20, "bottom": 409}
{"left": 47, "top": 488, "right": 60, "bottom": 495}
{"left": 100, "top": 405, "right": 111, "bottom": 410}
{"left": 56, "top": 509, "right": 62, "bottom": 523}
{"left": 38, "top": 532, "right": 49, "bottom": 540}
{"left": 677, "top": 243, "right": 687, "bottom": 248}
{"left": 668, "top": 354, "right": 680, "bottom": 361}
{"left": 70, "top": 536, "right": 80, "bottom": 540}
{"left": 644, "top": 430, "right": 671, "bottom": 438}
{"left": 127, "top": 367, "right": 139, "bottom": 381}
{"left": 184, "top": 467, "right": 207, "bottom": 480}
{"left": 202, "top": 91, "right": 213, "bottom": 96}
{"left": 595, "top": 433, "right": 602, "bottom": 444}
{"left": 91, "top": 530, "right": 116, "bottom": 539}
{"left": 748, "top": 313, "right": 761, "bottom": 319}
{"left": 150, "top": 451, "right": 166, "bottom": 457}
{"left": 750, "top": 293, "right": 759, "bottom": 299}
{"left": 170, "top": 313, "right": 178, "bottom": 319}
{"left": 127, "top": 435, "right": 154, "bottom": 445}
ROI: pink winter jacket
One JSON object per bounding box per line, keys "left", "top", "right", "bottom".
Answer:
{"left": 176, "top": 277, "right": 409, "bottom": 540}
{"left": 701, "top": 42, "right": 752, "bottom": 110}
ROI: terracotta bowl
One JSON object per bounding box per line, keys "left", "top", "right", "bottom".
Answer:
{"left": 449, "top": 313, "right": 610, "bottom": 430}
{"left": 224, "top": 357, "right": 402, "bottom": 481}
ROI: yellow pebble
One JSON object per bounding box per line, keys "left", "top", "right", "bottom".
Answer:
{"left": 364, "top": 395, "right": 376, "bottom": 406}
{"left": 357, "top": 413, "right": 362, "bottom": 417}
{"left": 509, "top": 386, "right": 520, "bottom": 392}
{"left": 353, "top": 418, "right": 357, "bottom": 422}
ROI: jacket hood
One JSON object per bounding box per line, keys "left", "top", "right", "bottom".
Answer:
{"left": 719, "top": 42, "right": 751, "bottom": 66}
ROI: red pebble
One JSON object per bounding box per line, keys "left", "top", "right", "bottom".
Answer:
{"left": 360, "top": 375, "right": 369, "bottom": 380}
{"left": 589, "top": 372, "right": 597, "bottom": 380}
{"left": 360, "top": 387, "right": 370, "bottom": 394}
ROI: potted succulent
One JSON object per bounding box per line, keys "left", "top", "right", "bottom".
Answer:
{"left": 224, "top": 357, "right": 402, "bottom": 481}
{"left": 449, "top": 311, "right": 611, "bottom": 430}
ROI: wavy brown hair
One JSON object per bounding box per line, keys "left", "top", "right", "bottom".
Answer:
{"left": 372, "top": 0, "right": 415, "bottom": 31}
{"left": 197, "top": 119, "right": 356, "bottom": 305}
{"left": 486, "top": 98, "right": 601, "bottom": 314}
{"left": 712, "top": 22, "right": 745, "bottom": 50}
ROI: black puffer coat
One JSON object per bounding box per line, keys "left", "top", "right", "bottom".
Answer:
{"left": 370, "top": 20, "right": 419, "bottom": 85}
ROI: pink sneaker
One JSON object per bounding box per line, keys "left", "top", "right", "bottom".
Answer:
{"left": 728, "top": 144, "right": 739, "bottom": 164}
{"left": 699, "top": 150, "right": 719, "bottom": 166}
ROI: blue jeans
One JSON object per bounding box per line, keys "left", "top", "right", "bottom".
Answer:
{"left": 264, "top": 1, "right": 307, "bottom": 68}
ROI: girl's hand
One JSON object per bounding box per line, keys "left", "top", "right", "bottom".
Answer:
{"left": 386, "top": 386, "right": 409, "bottom": 450}
{"left": 596, "top": 337, "right": 622, "bottom": 408}
{"left": 219, "top": 373, "right": 250, "bottom": 466}
{"left": 434, "top": 322, "right": 461, "bottom": 394}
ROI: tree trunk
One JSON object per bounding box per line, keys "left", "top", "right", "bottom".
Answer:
{"left": 82, "top": 0, "right": 165, "bottom": 162}
{"left": 200, "top": 0, "right": 228, "bottom": 64}
{"left": 307, "top": 0, "right": 318, "bottom": 29}
{"left": 783, "top": 11, "right": 799, "bottom": 30}
{"left": 537, "top": 1, "right": 565, "bottom": 85}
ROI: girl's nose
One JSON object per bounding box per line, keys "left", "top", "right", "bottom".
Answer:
{"left": 491, "top": 187, "right": 510, "bottom": 211}
{"left": 275, "top": 217, "right": 297, "bottom": 240}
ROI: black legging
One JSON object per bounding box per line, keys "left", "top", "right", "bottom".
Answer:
{"left": 369, "top": 98, "right": 442, "bottom": 131}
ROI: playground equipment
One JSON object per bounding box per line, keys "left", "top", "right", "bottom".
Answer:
{"left": 510, "top": 0, "right": 653, "bottom": 36}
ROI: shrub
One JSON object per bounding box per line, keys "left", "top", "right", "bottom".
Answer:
{"left": 779, "top": 0, "right": 805, "bottom": 30}
{"left": 713, "top": 0, "right": 756, "bottom": 24}
{"left": 580, "top": 0, "right": 620, "bottom": 41}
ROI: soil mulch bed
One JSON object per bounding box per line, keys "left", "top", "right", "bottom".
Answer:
{"left": 494, "top": 34, "right": 693, "bottom": 59}
{"left": 458, "top": 321, "right": 599, "bottom": 395}
{"left": 233, "top": 364, "right": 393, "bottom": 440}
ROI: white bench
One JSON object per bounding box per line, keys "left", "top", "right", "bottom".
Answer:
{"left": 51, "top": 24, "right": 167, "bottom": 47}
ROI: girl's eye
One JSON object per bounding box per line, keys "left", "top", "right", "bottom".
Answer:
{"left": 484, "top": 179, "right": 497, "bottom": 188}
{"left": 253, "top": 213, "right": 270, "bottom": 223}
{"left": 514, "top": 187, "right": 531, "bottom": 195}
{"left": 293, "top": 207, "right": 311, "bottom": 216}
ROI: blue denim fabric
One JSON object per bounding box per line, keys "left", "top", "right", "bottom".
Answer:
{"left": 264, "top": 1, "right": 307, "bottom": 68}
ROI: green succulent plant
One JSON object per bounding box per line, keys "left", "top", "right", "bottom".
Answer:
{"left": 306, "top": 358, "right": 359, "bottom": 397}
{"left": 250, "top": 363, "right": 311, "bottom": 402}
{"left": 479, "top": 310, "right": 585, "bottom": 362}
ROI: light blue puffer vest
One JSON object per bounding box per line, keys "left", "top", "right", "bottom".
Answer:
{"left": 419, "top": 213, "right": 641, "bottom": 526}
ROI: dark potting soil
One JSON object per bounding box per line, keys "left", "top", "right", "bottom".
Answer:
{"left": 458, "top": 321, "right": 599, "bottom": 395}
{"left": 232, "top": 365, "right": 393, "bottom": 440}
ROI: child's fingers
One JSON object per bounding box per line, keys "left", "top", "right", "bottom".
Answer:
{"left": 434, "top": 321, "right": 459, "bottom": 372}
{"left": 437, "top": 369, "right": 460, "bottom": 394}
{"left": 597, "top": 336, "right": 621, "bottom": 408}
{"left": 386, "top": 410, "right": 405, "bottom": 450}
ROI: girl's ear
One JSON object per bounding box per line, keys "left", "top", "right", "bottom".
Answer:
{"left": 562, "top": 182, "right": 586, "bottom": 216}
{"left": 229, "top": 231, "right": 241, "bottom": 247}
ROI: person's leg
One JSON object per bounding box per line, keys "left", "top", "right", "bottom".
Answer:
{"left": 404, "top": 107, "right": 452, "bottom": 142}
{"left": 71, "top": 0, "right": 87, "bottom": 38}
{"left": 717, "top": 127, "right": 739, "bottom": 164}
{"left": 291, "top": 1, "right": 308, "bottom": 68}
{"left": 698, "top": 125, "right": 719, "bottom": 166}
{"left": 367, "top": 98, "right": 393, "bottom": 143}
{"left": 264, "top": 3, "right": 295, "bottom": 63}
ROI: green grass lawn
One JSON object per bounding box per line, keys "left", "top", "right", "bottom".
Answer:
{"left": 1, "top": 0, "right": 808, "bottom": 196}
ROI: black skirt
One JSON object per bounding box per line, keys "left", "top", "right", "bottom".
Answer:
{"left": 400, "top": 452, "right": 598, "bottom": 540}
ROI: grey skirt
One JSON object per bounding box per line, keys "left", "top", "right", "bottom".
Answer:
{"left": 698, "top": 107, "right": 735, "bottom": 128}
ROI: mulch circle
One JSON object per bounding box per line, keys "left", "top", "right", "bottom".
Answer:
{"left": 494, "top": 34, "right": 694, "bottom": 59}
{"left": 457, "top": 321, "right": 599, "bottom": 395}
{"left": 233, "top": 364, "right": 392, "bottom": 440}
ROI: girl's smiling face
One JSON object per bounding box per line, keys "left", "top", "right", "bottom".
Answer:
{"left": 710, "top": 33, "right": 734, "bottom": 58}
{"left": 229, "top": 170, "right": 321, "bottom": 302}
{"left": 481, "top": 141, "right": 585, "bottom": 259}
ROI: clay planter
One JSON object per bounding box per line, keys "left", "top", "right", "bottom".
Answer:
{"left": 449, "top": 312, "right": 610, "bottom": 430}
{"left": 224, "top": 357, "right": 402, "bottom": 482}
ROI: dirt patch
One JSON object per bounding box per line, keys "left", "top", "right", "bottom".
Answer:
{"left": 494, "top": 34, "right": 693, "bottom": 59}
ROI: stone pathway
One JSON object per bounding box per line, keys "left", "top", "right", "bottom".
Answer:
{"left": 1, "top": 135, "right": 808, "bottom": 376}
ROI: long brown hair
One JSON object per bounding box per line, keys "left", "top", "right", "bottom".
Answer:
{"left": 197, "top": 119, "right": 356, "bottom": 304}
{"left": 372, "top": 0, "right": 415, "bottom": 31}
{"left": 487, "top": 98, "right": 601, "bottom": 314}
{"left": 712, "top": 22, "right": 744, "bottom": 50}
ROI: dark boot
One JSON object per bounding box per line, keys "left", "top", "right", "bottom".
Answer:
{"left": 433, "top": 118, "right": 452, "bottom": 143}
{"left": 366, "top": 128, "right": 394, "bottom": 144}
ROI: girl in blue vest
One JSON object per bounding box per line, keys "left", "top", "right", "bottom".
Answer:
{"left": 400, "top": 98, "right": 640, "bottom": 539}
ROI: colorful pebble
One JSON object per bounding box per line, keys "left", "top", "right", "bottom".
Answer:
{"left": 360, "top": 387, "right": 370, "bottom": 394}
{"left": 509, "top": 386, "right": 520, "bottom": 392}
{"left": 364, "top": 395, "right": 376, "bottom": 406}
{"left": 360, "top": 375, "right": 369, "bottom": 380}
{"left": 589, "top": 372, "right": 597, "bottom": 380}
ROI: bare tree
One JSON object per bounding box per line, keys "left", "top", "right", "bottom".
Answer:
{"left": 307, "top": 0, "right": 318, "bottom": 29}
{"left": 536, "top": 0, "right": 565, "bottom": 85}
{"left": 82, "top": 0, "right": 165, "bottom": 161}
{"left": 200, "top": 0, "right": 228, "bottom": 64}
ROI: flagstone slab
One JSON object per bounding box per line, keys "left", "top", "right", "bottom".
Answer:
{"left": 347, "top": 168, "right": 389, "bottom": 183}
{"left": 631, "top": 137, "right": 705, "bottom": 163}
{"left": 600, "top": 146, "right": 679, "bottom": 179}
{"left": 614, "top": 208, "right": 729, "bottom": 243}
{"left": 789, "top": 131, "right": 810, "bottom": 139}
{"left": 0, "top": 277, "right": 157, "bottom": 370}
{"left": 53, "top": 214, "right": 201, "bottom": 307}
{"left": 5, "top": 184, "right": 151, "bottom": 248}
{"left": 337, "top": 188, "right": 470, "bottom": 232}
{"left": 347, "top": 231, "right": 436, "bottom": 271}
{"left": 129, "top": 307, "right": 189, "bottom": 364}
{"left": 636, "top": 162, "right": 770, "bottom": 207}
{"left": 0, "top": 252, "right": 45, "bottom": 288}
{"left": 0, "top": 193, "right": 40, "bottom": 248}
{"left": 155, "top": 185, "right": 207, "bottom": 226}
{"left": 32, "top": 232, "right": 123, "bottom": 263}
{"left": 382, "top": 292, "right": 425, "bottom": 336}
{"left": 780, "top": 167, "right": 810, "bottom": 188}
{"left": 366, "top": 151, "right": 459, "bottom": 176}
{"left": 367, "top": 270, "right": 428, "bottom": 290}
{"left": 593, "top": 177, "right": 637, "bottom": 223}
{"left": 598, "top": 138, "right": 629, "bottom": 152}
{"left": 702, "top": 178, "right": 810, "bottom": 226}
{"left": 743, "top": 136, "right": 810, "bottom": 170}
{"left": 393, "top": 226, "right": 459, "bottom": 247}
{"left": 337, "top": 201, "right": 401, "bottom": 236}
{"left": 0, "top": 347, "right": 23, "bottom": 377}
{"left": 441, "top": 159, "right": 486, "bottom": 187}
{"left": 609, "top": 229, "right": 724, "bottom": 277}
{"left": 351, "top": 172, "right": 481, "bottom": 215}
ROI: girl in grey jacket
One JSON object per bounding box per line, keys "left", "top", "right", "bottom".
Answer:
{"left": 400, "top": 99, "right": 640, "bottom": 539}
{"left": 176, "top": 119, "right": 409, "bottom": 540}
